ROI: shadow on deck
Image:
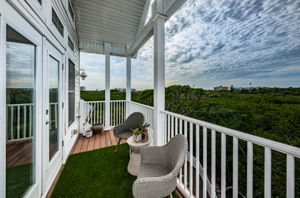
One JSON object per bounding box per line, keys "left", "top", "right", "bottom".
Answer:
{"left": 72, "top": 130, "right": 126, "bottom": 154}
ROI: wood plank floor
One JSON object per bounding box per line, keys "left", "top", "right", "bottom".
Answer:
{"left": 72, "top": 130, "right": 126, "bottom": 154}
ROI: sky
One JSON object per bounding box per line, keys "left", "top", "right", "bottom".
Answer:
{"left": 80, "top": 0, "right": 300, "bottom": 90}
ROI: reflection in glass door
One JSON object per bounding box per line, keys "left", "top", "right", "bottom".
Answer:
{"left": 48, "top": 56, "right": 59, "bottom": 160}
{"left": 6, "top": 26, "right": 36, "bottom": 198}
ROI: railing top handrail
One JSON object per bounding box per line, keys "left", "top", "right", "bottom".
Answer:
{"left": 127, "top": 101, "right": 154, "bottom": 110}
{"left": 6, "top": 103, "right": 33, "bottom": 106}
{"left": 161, "top": 110, "right": 300, "bottom": 158}
{"left": 82, "top": 100, "right": 127, "bottom": 103}
{"left": 83, "top": 100, "right": 106, "bottom": 103}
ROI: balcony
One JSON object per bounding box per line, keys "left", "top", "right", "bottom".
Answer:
{"left": 7, "top": 100, "right": 300, "bottom": 197}
{"left": 1, "top": 0, "right": 300, "bottom": 197}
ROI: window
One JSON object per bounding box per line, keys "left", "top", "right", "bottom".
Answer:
{"left": 68, "top": 36, "right": 74, "bottom": 51}
{"left": 6, "top": 26, "right": 36, "bottom": 197}
{"left": 68, "top": 60, "right": 75, "bottom": 126}
{"left": 52, "top": 8, "right": 64, "bottom": 36}
{"left": 68, "top": 0, "right": 75, "bottom": 21}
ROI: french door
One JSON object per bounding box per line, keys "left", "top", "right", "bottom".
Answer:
{"left": 1, "top": 11, "right": 43, "bottom": 198}
{"left": 42, "top": 40, "right": 64, "bottom": 192}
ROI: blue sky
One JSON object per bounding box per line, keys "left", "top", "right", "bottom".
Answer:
{"left": 80, "top": 0, "right": 300, "bottom": 90}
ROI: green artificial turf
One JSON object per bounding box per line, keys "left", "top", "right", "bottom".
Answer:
{"left": 51, "top": 144, "right": 179, "bottom": 198}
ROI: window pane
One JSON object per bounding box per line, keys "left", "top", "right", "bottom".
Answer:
{"left": 68, "top": 0, "right": 75, "bottom": 21}
{"left": 6, "top": 26, "right": 36, "bottom": 198}
{"left": 68, "top": 92, "right": 75, "bottom": 125}
{"left": 68, "top": 36, "right": 74, "bottom": 51}
{"left": 68, "top": 60, "right": 75, "bottom": 125}
{"left": 52, "top": 9, "right": 64, "bottom": 36}
{"left": 49, "top": 56, "right": 59, "bottom": 160}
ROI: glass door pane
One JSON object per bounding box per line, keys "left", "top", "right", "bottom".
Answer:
{"left": 48, "top": 56, "right": 59, "bottom": 160}
{"left": 6, "top": 26, "right": 36, "bottom": 198}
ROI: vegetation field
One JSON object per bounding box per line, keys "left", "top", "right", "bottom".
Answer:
{"left": 81, "top": 85, "right": 300, "bottom": 197}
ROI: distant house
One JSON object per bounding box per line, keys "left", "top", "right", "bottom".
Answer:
{"left": 80, "top": 86, "right": 86, "bottom": 91}
{"left": 117, "top": 88, "right": 126, "bottom": 92}
{"left": 214, "top": 86, "right": 230, "bottom": 91}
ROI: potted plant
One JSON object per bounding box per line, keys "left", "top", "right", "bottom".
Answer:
{"left": 85, "top": 129, "right": 93, "bottom": 137}
{"left": 131, "top": 123, "right": 150, "bottom": 143}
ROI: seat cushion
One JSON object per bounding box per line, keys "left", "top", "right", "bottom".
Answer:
{"left": 117, "top": 131, "right": 132, "bottom": 139}
{"left": 138, "top": 163, "right": 171, "bottom": 179}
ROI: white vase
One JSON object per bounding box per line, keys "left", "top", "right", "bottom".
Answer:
{"left": 85, "top": 131, "right": 93, "bottom": 137}
{"left": 133, "top": 134, "right": 142, "bottom": 142}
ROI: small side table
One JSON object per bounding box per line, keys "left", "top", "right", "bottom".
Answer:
{"left": 127, "top": 136, "right": 150, "bottom": 176}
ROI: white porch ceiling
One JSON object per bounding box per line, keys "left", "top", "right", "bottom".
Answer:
{"left": 75, "top": 0, "right": 148, "bottom": 56}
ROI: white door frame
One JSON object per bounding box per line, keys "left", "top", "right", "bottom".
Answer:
{"left": 0, "top": 6, "right": 44, "bottom": 198}
{"left": 42, "top": 39, "right": 64, "bottom": 193}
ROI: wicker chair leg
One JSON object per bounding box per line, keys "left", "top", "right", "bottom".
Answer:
{"left": 114, "top": 138, "right": 122, "bottom": 152}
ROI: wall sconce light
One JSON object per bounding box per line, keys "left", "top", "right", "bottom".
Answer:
{"left": 80, "top": 69, "right": 87, "bottom": 80}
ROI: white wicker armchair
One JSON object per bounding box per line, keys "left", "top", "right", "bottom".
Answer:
{"left": 132, "top": 135, "right": 188, "bottom": 198}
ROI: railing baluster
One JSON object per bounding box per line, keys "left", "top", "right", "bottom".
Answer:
{"left": 93, "top": 103, "right": 96, "bottom": 125}
{"left": 168, "top": 114, "right": 171, "bottom": 141}
{"left": 221, "top": 133, "right": 226, "bottom": 198}
{"left": 97, "top": 102, "right": 100, "bottom": 123}
{"left": 23, "top": 106, "right": 27, "bottom": 138}
{"left": 171, "top": 115, "right": 174, "bottom": 138}
{"left": 55, "top": 104, "right": 58, "bottom": 129}
{"left": 203, "top": 127, "right": 207, "bottom": 198}
{"left": 117, "top": 102, "right": 119, "bottom": 125}
{"left": 175, "top": 117, "right": 178, "bottom": 135}
{"left": 11, "top": 106, "right": 14, "bottom": 140}
{"left": 184, "top": 120, "right": 188, "bottom": 190}
{"left": 196, "top": 124, "right": 200, "bottom": 198}
{"left": 287, "top": 155, "right": 295, "bottom": 198}
{"left": 179, "top": 118, "right": 183, "bottom": 185}
{"left": 247, "top": 142, "right": 253, "bottom": 198}
{"left": 17, "top": 105, "right": 20, "bottom": 139}
{"left": 211, "top": 129, "right": 216, "bottom": 198}
{"left": 102, "top": 102, "right": 105, "bottom": 124}
{"left": 264, "top": 147, "right": 272, "bottom": 198}
{"left": 189, "top": 123, "right": 193, "bottom": 197}
{"left": 233, "top": 137, "right": 239, "bottom": 198}
{"left": 29, "top": 105, "right": 32, "bottom": 137}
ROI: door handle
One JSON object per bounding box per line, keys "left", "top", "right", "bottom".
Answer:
{"left": 46, "top": 120, "right": 54, "bottom": 125}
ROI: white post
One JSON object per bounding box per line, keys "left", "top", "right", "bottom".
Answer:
{"left": 126, "top": 56, "right": 131, "bottom": 117}
{"left": 105, "top": 53, "right": 110, "bottom": 129}
{"left": 153, "top": 9, "right": 165, "bottom": 146}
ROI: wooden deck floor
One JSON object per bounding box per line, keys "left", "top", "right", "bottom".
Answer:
{"left": 72, "top": 130, "right": 125, "bottom": 154}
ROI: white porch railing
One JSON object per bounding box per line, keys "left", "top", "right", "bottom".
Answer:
{"left": 127, "top": 101, "right": 154, "bottom": 129}
{"left": 110, "top": 100, "right": 126, "bottom": 126}
{"left": 81, "top": 100, "right": 154, "bottom": 129}
{"left": 82, "top": 101, "right": 106, "bottom": 125}
{"left": 161, "top": 110, "right": 300, "bottom": 198}
{"left": 6, "top": 103, "right": 59, "bottom": 141}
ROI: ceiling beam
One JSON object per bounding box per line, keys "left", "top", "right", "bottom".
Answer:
{"left": 128, "top": 20, "right": 154, "bottom": 56}
{"left": 80, "top": 40, "right": 127, "bottom": 57}
{"left": 137, "top": 0, "right": 151, "bottom": 35}
{"left": 128, "top": 0, "right": 187, "bottom": 56}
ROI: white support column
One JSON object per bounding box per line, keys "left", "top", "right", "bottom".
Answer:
{"left": 126, "top": 56, "right": 131, "bottom": 117}
{"left": 105, "top": 53, "right": 110, "bottom": 129}
{"left": 153, "top": 12, "right": 166, "bottom": 146}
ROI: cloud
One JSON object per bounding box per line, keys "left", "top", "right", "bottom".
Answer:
{"left": 81, "top": 0, "right": 300, "bottom": 90}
